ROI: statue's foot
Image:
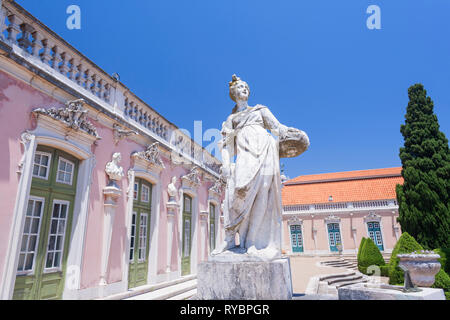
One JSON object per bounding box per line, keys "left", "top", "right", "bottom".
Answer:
{"left": 211, "top": 240, "right": 235, "bottom": 256}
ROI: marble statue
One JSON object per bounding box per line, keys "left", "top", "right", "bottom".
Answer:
{"left": 211, "top": 75, "right": 309, "bottom": 261}
{"left": 105, "top": 152, "right": 124, "bottom": 184}
{"left": 167, "top": 176, "right": 178, "bottom": 203}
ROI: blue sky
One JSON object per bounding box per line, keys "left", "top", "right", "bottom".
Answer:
{"left": 16, "top": 0, "right": 450, "bottom": 178}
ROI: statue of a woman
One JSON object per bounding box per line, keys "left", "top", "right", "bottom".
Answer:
{"left": 212, "top": 75, "right": 308, "bottom": 261}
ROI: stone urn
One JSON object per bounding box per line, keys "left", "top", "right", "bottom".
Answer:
{"left": 397, "top": 251, "right": 441, "bottom": 287}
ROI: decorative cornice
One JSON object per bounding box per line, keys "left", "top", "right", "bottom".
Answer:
{"left": 132, "top": 142, "right": 165, "bottom": 169}
{"left": 32, "top": 99, "right": 100, "bottom": 139}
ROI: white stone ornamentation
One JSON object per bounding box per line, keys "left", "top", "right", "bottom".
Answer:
{"left": 105, "top": 152, "right": 124, "bottom": 183}
{"left": 132, "top": 142, "right": 165, "bottom": 169}
{"left": 112, "top": 123, "right": 138, "bottom": 145}
{"left": 32, "top": 99, "right": 100, "bottom": 139}
{"left": 181, "top": 166, "right": 201, "bottom": 187}
{"left": 397, "top": 251, "right": 442, "bottom": 287}
{"left": 167, "top": 176, "right": 178, "bottom": 203}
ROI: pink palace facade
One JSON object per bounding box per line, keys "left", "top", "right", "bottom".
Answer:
{"left": 0, "top": 1, "right": 224, "bottom": 300}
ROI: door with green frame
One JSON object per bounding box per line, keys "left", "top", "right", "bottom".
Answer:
{"left": 181, "top": 194, "right": 192, "bottom": 276}
{"left": 13, "top": 146, "right": 79, "bottom": 300}
{"left": 209, "top": 203, "right": 216, "bottom": 253}
{"left": 128, "top": 178, "right": 152, "bottom": 289}
{"left": 290, "top": 225, "right": 304, "bottom": 253}
{"left": 327, "top": 223, "right": 341, "bottom": 252}
{"left": 367, "top": 221, "right": 384, "bottom": 251}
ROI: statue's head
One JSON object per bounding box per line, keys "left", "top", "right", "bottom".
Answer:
{"left": 171, "top": 176, "right": 177, "bottom": 184}
{"left": 112, "top": 152, "right": 121, "bottom": 163}
{"left": 229, "top": 74, "right": 250, "bottom": 103}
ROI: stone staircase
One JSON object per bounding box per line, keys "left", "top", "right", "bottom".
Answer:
{"left": 317, "top": 272, "right": 370, "bottom": 295}
{"left": 101, "top": 275, "right": 197, "bottom": 300}
{"left": 321, "top": 258, "right": 358, "bottom": 270}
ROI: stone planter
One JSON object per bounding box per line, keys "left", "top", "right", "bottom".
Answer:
{"left": 397, "top": 252, "right": 441, "bottom": 287}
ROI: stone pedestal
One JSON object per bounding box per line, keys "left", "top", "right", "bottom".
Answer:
{"left": 197, "top": 258, "right": 293, "bottom": 300}
{"left": 338, "top": 283, "right": 445, "bottom": 300}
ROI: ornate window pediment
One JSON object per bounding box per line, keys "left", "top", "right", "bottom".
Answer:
{"left": 209, "top": 177, "right": 225, "bottom": 196}
{"left": 324, "top": 215, "right": 341, "bottom": 224}
{"left": 131, "top": 142, "right": 166, "bottom": 171}
{"left": 364, "top": 211, "right": 382, "bottom": 223}
{"left": 181, "top": 166, "right": 202, "bottom": 188}
{"left": 287, "top": 216, "right": 303, "bottom": 225}
{"left": 32, "top": 99, "right": 100, "bottom": 140}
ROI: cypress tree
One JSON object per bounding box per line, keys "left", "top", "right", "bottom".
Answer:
{"left": 396, "top": 84, "right": 450, "bottom": 249}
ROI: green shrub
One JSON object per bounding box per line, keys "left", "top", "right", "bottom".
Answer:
{"left": 388, "top": 232, "right": 423, "bottom": 285}
{"left": 380, "top": 265, "right": 390, "bottom": 277}
{"left": 358, "top": 238, "right": 385, "bottom": 275}
{"left": 434, "top": 248, "right": 450, "bottom": 274}
{"left": 357, "top": 237, "right": 367, "bottom": 265}
{"left": 431, "top": 269, "right": 450, "bottom": 300}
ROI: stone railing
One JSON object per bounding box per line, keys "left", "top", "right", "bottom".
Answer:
{"left": 0, "top": 0, "right": 221, "bottom": 176}
{"left": 283, "top": 199, "right": 398, "bottom": 215}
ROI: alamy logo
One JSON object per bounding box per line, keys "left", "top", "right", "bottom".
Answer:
{"left": 66, "top": 5, "right": 81, "bottom": 30}
{"left": 366, "top": 5, "right": 381, "bottom": 30}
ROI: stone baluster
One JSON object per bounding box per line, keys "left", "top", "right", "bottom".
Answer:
{"left": 17, "top": 22, "right": 33, "bottom": 50}
{"left": 124, "top": 98, "right": 129, "bottom": 116}
{"left": 31, "top": 31, "right": 43, "bottom": 58}
{"left": 0, "top": 6, "right": 7, "bottom": 40}
{"left": 91, "top": 73, "right": 99, "bottom": 96}
{"left": 40, "top": 38, "right": 53, "bottom": 65}
{"left": 50, "top": 45, "right": 62, "bottom": 70}
{"left": 98, "top": 79, "right": 105, "bottom": 100}
{"left": 85, "top": 69, "right": 93, "bottom": 92}
{"left": 138, "top": 108, "right": 143, "bottom": 125}
{"left": 76, "top": 63, "right": 86, "bottom": 87}
{"left": 146, "top": 114, "right": 152, "bottom": 130}
{"left": 59, "top": 52, "right": 71, "bottom": 76}
{"left": 133, "top": 105, "right": 138, "bottom": 121}
{"left": 104, "top": 83, "right": 111, "bottom": 102}
{"left": 128, "top": 101, "right": 134, "bottom": 118}
{"left": 69, "top": 57, "right": 78, "bottom": 81}
{"left": 142, "top": 112, "right": 148, "bottom": 128}
{"left": 6, "top": 14, "right": 21, "bottom": 43}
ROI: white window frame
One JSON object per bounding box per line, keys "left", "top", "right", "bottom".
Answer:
{"left": 32, "top": 151, "right": 52, "bottom": 180}
{"left": 43, "top": 199, "right": 70, "bottom": 273}
{"left": 55, "top": 157, "right": 75, "bottom": 185}
{"left": 16, "top": 196, "right": 46, "bottom": 276}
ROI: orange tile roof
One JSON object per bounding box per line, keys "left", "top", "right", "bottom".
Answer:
{"left": 282, "top": 167, "right": 403, "bottom": 205}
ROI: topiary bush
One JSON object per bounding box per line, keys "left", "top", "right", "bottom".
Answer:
{"left": 431, "top": 269, "right": 450, "bottom": 300}
{"left": 434, "top": 248, "right": 450, "bottom": 274}
{"left": 380, "top": 265, "right": 390, "bottom": 277}
{"left": 388, "top": 232, "right": 423, "bottom": 285}
{"left": 357, "top": 237, "right": 367, "bottom": 266}
{"left": 358, "top": 237, "right": 385, "bottom": 275}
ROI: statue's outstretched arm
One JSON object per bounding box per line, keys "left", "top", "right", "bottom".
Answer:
{"left": 261, "top": 107, "right": 288, "bottom": 138}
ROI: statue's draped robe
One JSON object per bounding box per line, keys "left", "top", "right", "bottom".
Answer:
{"left": 220, "top": 105, "right": 288, "bottom": 256}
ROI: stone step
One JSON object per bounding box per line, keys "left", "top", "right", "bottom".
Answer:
{"left": 319, "top": 272, "right": 356, "bottom": 281}
{"left": 335, "top": 278, "right": 369, "bottom": 289}
{"left": 327, "top": 275, "right": 364, "bottom": 285}
{"left": 101, "top": 274, "right": 197, "bottom": 300}
{"left": 125, "top": 279, "right": 197, "bottom": 300}
{"left": 167, "top": 288, "right": 197, "bottom": 300}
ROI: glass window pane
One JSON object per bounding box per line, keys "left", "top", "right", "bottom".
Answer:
{"left": 23, "top": 217, "right": 31, "bottom": 234}
{"left": 39, "top": 166, "right": 47, "bottom": 178}
{"left": 54, "top": 252, "right": 61, "bottom": 268}
{"left": 31, "top": 218, "right": 40, "bottom": 234}
{"left": 25, "top": 253, "right": 34, "bottom": 270}
{"left": 33, "top": 165, "right": 39, "bottom": 176}
{"left": 41, "top": 155, "right": 49, "bottom": 166}
{"left": 53, "top": 204, "right": 60, "bottom": 217}
{"left": 28, "top": 236, "right": 37, "bottom": 252}
{"left": 58, "top": 220, "right": 66, "bottom": 235}
{"left": 48, "top": 236, "right": 56, "bottom": 251}
{"left": 21, "top": 235, "right": 28, "bottom": 251}
{"left": 34, "top": 201, "right": 42, "bottom": 217}
{"left": 46, "top": 253, "right": 53, "bottom": 268}
{"left": 17, "top": 254, "right": 25, "bottom": 271}
{"left": 50, "top": 220, "right": 58, "bottom": 234}
{"left": 60, "top": 205, "right": 67, "bottom": 218}
{"left": 34, "top": 154, "right": 41, "bottom": 164}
